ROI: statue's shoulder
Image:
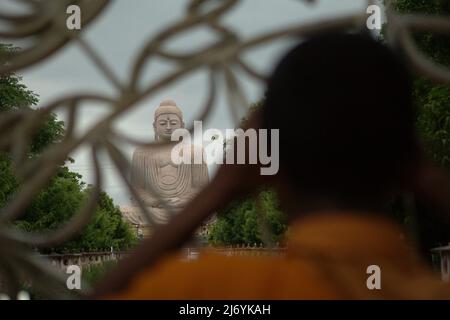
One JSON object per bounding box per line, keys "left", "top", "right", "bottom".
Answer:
{"left": 133, "top": 146, "right": 153, "bottom": 157}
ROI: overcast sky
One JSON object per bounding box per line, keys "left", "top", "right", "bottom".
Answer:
{"left": 13, "top": 0, "right": 380, "bottom": 205}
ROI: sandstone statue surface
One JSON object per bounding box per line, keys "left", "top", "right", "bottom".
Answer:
{"left": 122, "top": 99, "right": 209, "bottom": 233}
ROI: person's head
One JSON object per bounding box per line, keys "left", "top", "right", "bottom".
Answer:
{"left": 263, "top": 33, "right": 418, "bottom": 214}
{"left": 153, "top": 99, "right": 185, "bottom": 141}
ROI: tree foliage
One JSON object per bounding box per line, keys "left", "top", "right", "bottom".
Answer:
{"left": 394, "top": 0, "right": 450, "bottom": 169}
{"left": 0, "top": 44, "right": 137, "bottom": 253}
{"left": 208, "top": 190, "right": 287, "bottom": 246}
{"left": 392, "top": 0, "right": 450, "bottom": 252}
{"left": 208, "top": 101, "right": 288, "bottom": 246}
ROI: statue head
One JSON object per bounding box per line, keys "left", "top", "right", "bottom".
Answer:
{"left": 153, "top": 99, "right": 185, "bottom": 141}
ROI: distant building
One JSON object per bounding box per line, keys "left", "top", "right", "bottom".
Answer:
{"left": 431, "top": 243, "right": 450, "bottom": 282}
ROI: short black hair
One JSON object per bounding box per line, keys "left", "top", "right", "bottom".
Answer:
{"left": 263, "top": 33, "right": 417, "bottom": 199}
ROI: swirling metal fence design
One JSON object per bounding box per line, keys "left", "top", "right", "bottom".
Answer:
{"left": 0, "top": 0, "right": 449, "bottom": 298}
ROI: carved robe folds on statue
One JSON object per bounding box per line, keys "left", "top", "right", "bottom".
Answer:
{"left": 126, "top": 99, "right": 209, "bottom": 228}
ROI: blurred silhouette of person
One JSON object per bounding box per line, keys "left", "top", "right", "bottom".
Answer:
{"left": 95, "top": 33, "right": 450, "bottom": 299}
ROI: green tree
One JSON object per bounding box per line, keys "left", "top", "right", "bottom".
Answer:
{"left": 0, "top": 44, "right": 64, "bottom": 155}
{"left": 208, "top": 101, "right": 288, "bottom": 246}
{"left": 390, "top": 0, "right": 450, "bottom": 254}
{"left": 393, "top": 0, "right": 450, "bottom": 168}
{"left": 0, "top": 44, "right": 137, "bottom": 253}
{"left": 208, "top": 190, "right": 287, "bottom": 246}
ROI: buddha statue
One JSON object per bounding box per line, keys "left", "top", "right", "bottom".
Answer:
{"left": 129, "top": 99, "right": 209, "bottom": 224}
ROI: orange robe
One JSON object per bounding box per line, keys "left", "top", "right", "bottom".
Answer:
{"left": 108, "top": 212, "right": 450, "bottom": 299}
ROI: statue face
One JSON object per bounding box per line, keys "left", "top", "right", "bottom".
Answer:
{"left": 154, "top": 113, "right": 183, "bottom": 140}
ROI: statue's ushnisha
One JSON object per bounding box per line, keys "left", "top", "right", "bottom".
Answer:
{"left": 129, "top": 99, "right": 209, "bottom": 224}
